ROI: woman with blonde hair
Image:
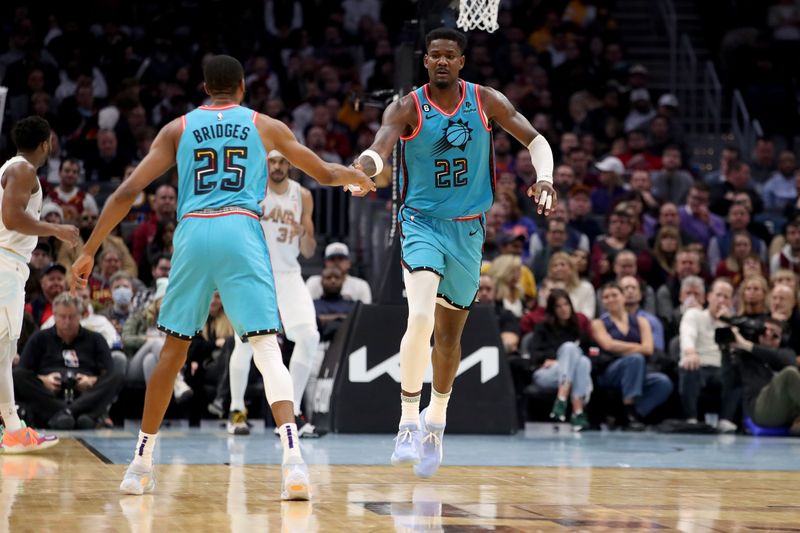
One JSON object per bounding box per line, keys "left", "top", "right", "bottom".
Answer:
{"left": 546, "top": 251, "right": 596, "bottom": 319}
{"left": 737, "top": 275, "right": 770, "bottom": 317}
{"left": 488, "top": 254, "right": 526, "bottom": 317}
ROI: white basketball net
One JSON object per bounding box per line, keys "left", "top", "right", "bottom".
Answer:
{"left": 456, "top": 0, "right": 500, "bottom": 33}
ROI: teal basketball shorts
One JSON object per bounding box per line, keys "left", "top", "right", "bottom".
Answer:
{"left": 398, "top": 206, "right": 485, "bottom": 310}
{"left": 157, "top": 210, "right": 281, "bottom": 340}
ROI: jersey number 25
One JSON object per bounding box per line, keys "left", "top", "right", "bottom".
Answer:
{"left": 193, "top": 147, "right": 247, "bottom": 194}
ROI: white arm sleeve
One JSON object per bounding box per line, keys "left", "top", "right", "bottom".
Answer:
{"left": 528, "top": 135, "right": 554, "bottom": 183}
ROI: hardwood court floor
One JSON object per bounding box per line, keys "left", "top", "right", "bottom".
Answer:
{"left": 2, "top": 438, "right": 800, "bottom": 532}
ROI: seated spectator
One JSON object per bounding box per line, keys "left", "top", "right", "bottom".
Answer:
{"left": 487, "top": 254, "right": 526, "bottom": 318}
{"left": 567, "top": 185, "right": 603, "bottom": 245}
{"left": 530, "top": 289, "right": 594, "bottom": 431}
{"left": 45, "top": 157, "right": 98, "bottom": 224}
{"left": 620, "top": 275, "right": 664, "bottom": 352}
{"left": 571, "top": 249, "right": 591, "bottom": 282}
{"left": 591, "top": 156, "right": 627, "bottom": 215}
{"left": 662, "top": 275, "right": 706, "bottom": 339}
{"left": 26, "top": 263, "right": 66, "bottom": 327}
{"left": 708, "top": 202, "right": 767, "bottom": 274}
{"left": 649, "top": 201, "right": 692, "bottom": 243}
{"left": 597, "top": 250, "right": 657, "bottom": 315}
{"left": 714, "top": 231, "right": 756, "bottom": 288}
{"left": 649, "top": 226, "right": 681, "bottom": 289}
{"left": 102, "top": 271, "right": 136, "bottom": 334}
{"left": 732, "top": 192, "right": 772, "bottom": 245}
{"left": 651, "top": 145, "right": 693, "bottom": 205}
{"left": 530, "top": 218, "right": 572, "bottom": 282}
{"left": 131, "top": 254, "right": 171, "bottom": 313}
{"left": 770, "top": 218, "right": 800, "bottom": 276}
{"left": 41, "top": 286, "right": 122, "bottom": 351}
{"left": 186, "top": 292, "right": 234, "bottom": 405}
{"left": 545, "top": 251, "right": 596, "bottom": 319}
{"left": 88, "top": 247, "right": 124, "bottom": 313}
{"left": 679, "top": 183, "right": 725, "bottom": 247}
{"left": 498, "top": 191, "right": 537, "bottom": 258}
{"left": 655, "top": 247, "right": 704, "bottom": 328}
{"left": 138, "top": 219, "right": 175, "bottom": 286}
{"left": 590, "top": 209, "right": 650, "bottom": 286}
{"left": 750, "top": 138, "right": 776, "bottom": 186}
{"left": 131, "top": 184, "right": 177, "bottom": 264}
{"left": 629, "top": 169, "right": 660, "bottom": 215}
{"left": 483, "top": 232, "right": 538, "bottom": 303}
{"left": 25, "top": 240, "right": 53, "bottom": 304}
{"left": 314, "top": 265, "right": 356, "bottom": 341}
{"left": 709, "top": 161, "right": 763, "bottom": 217}
{"left": 736, "top": 275, "right": 769, "bottom": 317}
{"left": 730, "top": 319, "right": 800, "bottom": 434}
{"left": 591, "top": 283, "right": 673, "bottom": 430}
{"left": 477, "top": 274, "right": 520, "bottom": 355}
{"left": 619, "top": 129, "right": 662, "bottom": 171}
{"left": 83, "top": 129, "right": 131, "bottom": 183}
{"left": 521, "top": 278, "right": 567, "bottom": 335}
{"left": 769, "top": 283, "right": 800, "bottom": 355}
{"left": 553, "top": 164, "right": 577, "bottom": 197}
{"left": 678, "top": 279, "right": 737, "bottom": 427}
{"left": 763, "top": 150, "right": 797, "bottom": 212}
{"left": 624, "top": 92, "right": 656, "bottom": 134}
{"left": 13, "top": 293, "right": 124, "bottom": 429}
{"left": 528, "top": 201, "right": 590, "bottom": 260}
{"left": 306, "top": 242, "right": 372, "bottom": 303}
{"left": 703, "top": 144, "right": 740, "bottom": 186}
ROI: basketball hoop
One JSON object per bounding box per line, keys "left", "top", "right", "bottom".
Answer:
{"left": 456, "top": 0, "right": 500, "bottom": 33}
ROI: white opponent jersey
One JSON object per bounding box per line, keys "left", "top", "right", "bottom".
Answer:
{"left": 260, "top": 179, "right": 304, "bottom": 274}
{"left": 0, "top": 156, "right": 43, "bottom": 262}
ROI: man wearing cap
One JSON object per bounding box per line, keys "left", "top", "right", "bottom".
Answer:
{"left": 591, "top": 156, "right": 627, "bottom": 215}
{"left": 306, "top": 242, "right": 372, "bottom": 304}
{"left": 225, "top": 149, "right": 326, "bottom": 437}
{"left": 625, "top": 89, "right": 656, "bottom": 133}
{"left": 568, "top": 185, "right": 603, "bottom": 245}
{"left": 26, "top": 263, "right": 67, "bottom": 326}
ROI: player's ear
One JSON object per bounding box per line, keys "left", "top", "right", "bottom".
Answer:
{"left": 202, "top": 82, "right": 211, "bottom": 97}
{"left": 423, "top": 54, "right": 430, "bottom": 68}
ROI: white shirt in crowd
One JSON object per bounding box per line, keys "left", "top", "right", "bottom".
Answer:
{"left": 679, "top": 307, "right": 723, "bottom": 367}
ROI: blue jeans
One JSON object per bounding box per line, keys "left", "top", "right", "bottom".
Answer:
{"left": 597, "top": 354, "right": 673, "bottom": 417}
{"left": 532, "top": 342, "right": 594, "bottom": 402}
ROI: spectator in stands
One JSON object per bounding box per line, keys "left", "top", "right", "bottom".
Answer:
{"left": 545, "top": 251, "right": 595, "bottom": 319}
{"left": 477, "top": 274, "right": 520, "bottom": 355}
{"left": 704, "top": 145, "right": 741, "bottom": 186}
{"left": 498, "top": 191, "right": 536, "bottom": 258}
{"left": 678, "top": 278, "right": 736, "bottom": 426}
{"left": 708, "top": 202, "right": 767, "bottom": 274}
{"left": 138, "top": 219, "right": 175, "bottom": 285}
{"left": 566, "top": 146, "right": 595, "bottom": 187}
{"left": 45, "top": 157, "right": 98, "bottom": 224}
{"left": 750, "top": 138, "right": 776, "bottom": 185}
{"left": 714, "top": 231, "right": 756, "bottom": 288}
{"left": 624, "top": 90, "right": 656, "bottom": 133}
{"left": 732, "top": 191, "right": 772, "bottom": 244}
{"left": 731, "top": 319, "right": 800, "bottom": 435}
{"left": 88, "top": 247, "right": 126, "bottom": 313}
{"left": 770, "top": 218, "right": 800, "bottom": 275}
{"left": 618, "top": 129, "right": 661, "bottom": 171}
{"left": 763, "top": 150, "right": 798, "bottom": 211}
{"left": 651, "top": 145, "right": 693, "bottom": 205}
{"left": 488, "top": 232, "right": 537, "bottom": 305}
{"left": 25, "top": 240, "right": 53, "bottom": 304}
{"left": 679, "top": 183, "right": 725, "bottom": 247}
{"left": 483, "top": 202, "right": 508, "bottom": 261}
{"left": 665, "top": 275, "right": 706, "bottom": 338}
{"left": 629, "top": 169, "right": 660, "bottom": 215}
{"left": 530, "top": 218, "right": 571, "bottom": 281}
{"left": 306, "top": 242, "right": 372, "bottom": 303}
{"left": 530, "top": 289, "right": 593, "bottom": 431}
{"left": 314, "top": 265, "right": 356, "bottom": 341}
{"left": 769, "top": 283, "right": 800, "bottom": 354}
{"left": 102, "top": 271, "right": 135, "bottom": 334}
{"left": 591, "top": 283, "right": 673, "bottom": 429}
{"left": 487, "top": 254, "right": 527, "bottom": 318}
{"left": 83, "top": 129, "right": 130, "bottom": 183}
{"left": 710, "top": 161, "right": 763, "bottom": 216}
{"left": 13, "top": 293, "right": 123, "bottom": 429}
{"left": 656, "top": 248, "right": 703, "bottom": 331}
{"left": 186, "top": 292, "right": 235, "bottom": 404}
{"left": 567, "top": 185, "right": 603, "bottom": 245}
{"left": 27, "top": 263, "right": 66, "bottom": 327}
{"left": 131, "top": 254, "right": 171, "bottom": 313}
{"left": 650, "top": 226, "right": 681, "bottom": 289}
{"left": 131, "top": 183, "right": 177, "bottom": 264}
{"left": 590, "top": 209, "right": 649, "bottom": 285}
{"left": 596, "top": 249, "right": 656, "bottom": 314}
{"left": 737, "top": 275, "right": 769, "bottom": 317}
{"left": 591, "top": 156, "right": 626, "bottom": 214}
{"left": 553, "top": 164, "right": 577, "bottom": 197}
{"left": 620, "top": 275, "right": 664, "bottom": 352}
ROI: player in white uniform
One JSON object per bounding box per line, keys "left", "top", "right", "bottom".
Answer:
{"left": 226, "top": 149, "right": 322, "bottom": 436}
{"left": 0, "top": 116, "right": 78, "bottom": 452}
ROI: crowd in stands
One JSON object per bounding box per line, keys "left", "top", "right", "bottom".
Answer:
{"left": 0, "top": 1, "right": 798, "bottom": 434}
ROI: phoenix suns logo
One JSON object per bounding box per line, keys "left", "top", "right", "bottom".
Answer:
{"left": 431, "top": 119, "right": 473, "bottom": 156}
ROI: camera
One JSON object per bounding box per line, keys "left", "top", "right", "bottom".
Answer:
{"left": 714, "top": 315, "right": 766, "bottom": 346}
{"left": 61, "top": 370, "right": 77, "bottom": 404}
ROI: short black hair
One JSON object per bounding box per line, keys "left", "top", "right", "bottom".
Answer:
{"left": 11, "top": 116, "right": 50, "bottom": 151}
{"left": 425, "top": 28, "right": 467, "bottom": 54}
{"left": 203, "top": 55, "right": 245, "bottom": 94}
{"left": 59, "top": 157, "right": 81, "bottom": 171}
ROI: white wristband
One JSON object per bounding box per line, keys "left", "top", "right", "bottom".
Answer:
{"left": 359, "top": 149, "right": 384, "bottom": 177}
{"left": 528, "top": 135, "right": 553, "bottom": 183}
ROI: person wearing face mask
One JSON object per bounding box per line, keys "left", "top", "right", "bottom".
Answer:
{"left": 102, "top": 271, "right": 136, "bottom": 334}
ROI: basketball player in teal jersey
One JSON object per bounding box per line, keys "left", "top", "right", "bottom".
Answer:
{"left": 350, "top": 28, "right": 556, "bottom": 477}
{"left": 72, "top": 55, "right": 374, "bottom": 500}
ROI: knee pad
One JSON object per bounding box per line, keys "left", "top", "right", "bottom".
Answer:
{"left": 249, "top": 334, "right": 294, "bottom": 405}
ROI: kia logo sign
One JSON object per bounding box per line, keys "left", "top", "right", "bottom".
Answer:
{"left": 348, "top": 346, "right": 500, "bottom": 384}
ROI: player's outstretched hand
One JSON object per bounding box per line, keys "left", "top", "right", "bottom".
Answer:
{"left": 54, "top": 224, "right": 80, "bottom": 247}
{"left": 71, "top": 253, "right": 94, "bottom": 291}
{"left": 343, "top": 163, "right": 376, "bottom": 198}
{"left": 528, "top": 181, "right": 557, "bottom": 216}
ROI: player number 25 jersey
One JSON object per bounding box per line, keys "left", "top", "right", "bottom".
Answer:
{"left": 400, "top": 80, "right": 495, "bottom": 220}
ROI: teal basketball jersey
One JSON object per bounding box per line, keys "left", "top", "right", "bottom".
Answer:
{"left": 176, "top": 104, "right": 267, "bottom": 218}
{"left": 400, "top": 80, "right": 495, "bottom": 220}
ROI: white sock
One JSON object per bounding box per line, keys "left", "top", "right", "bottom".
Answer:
{"left": 0, "top": 402, "right": 21, "bottom": 432}
{"left": 426, "top": 387, "right": 451, "bottom": 426}
{"left": 286, "top": 324, "right": 320, "bottom": 416}
{"left": 400, "top": 394, "right": 421, "bottom": 427}
{"left": 132, "top": 430, "right": 158, "bottom": 468}
{"left": 0, "top": 340, "right": 22, "bottom": 431}
{"left": 278, "top": 423, "right": 303, "bottom": 463}
{"left": 229, "top": 336, "right": 253, "bottom": 413}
